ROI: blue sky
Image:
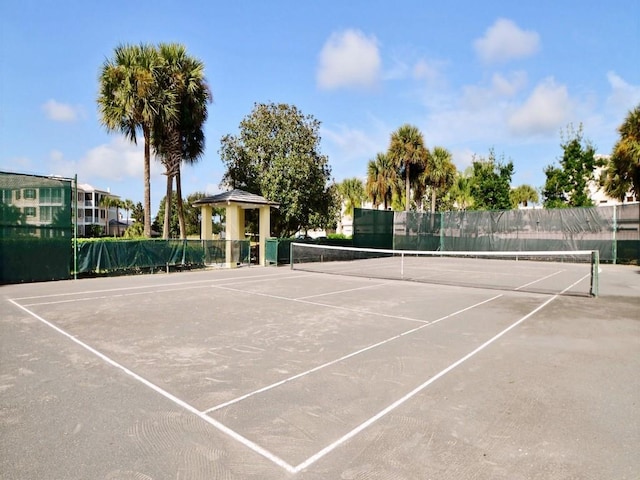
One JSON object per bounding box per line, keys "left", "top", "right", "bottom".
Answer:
{"left": 1, "top": 0, "right": 638, "bottom": 215}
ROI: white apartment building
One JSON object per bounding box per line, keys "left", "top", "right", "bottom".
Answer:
{"left": 76, "top": 183, "right": 122, "bottom": 236}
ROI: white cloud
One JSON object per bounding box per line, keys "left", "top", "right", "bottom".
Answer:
{"left": 474, "top": 18, "right": 540, "bottom": 64}
{"left": 48, "top": 136, "right": 162, "bottom": 182}
{"left": 42, "top": 99, "right": 79, "bottom": 122}
{"left": 322, "top": 124, "right": 386, "bottom": 162}
{"left": 508, "top": 77, "right": 572, "bottom": 135}
{"left": 605, "top": 71, "right": 640, "bottom": 112}
{"left": 317, "top": 29, "right": 381, "bottom": 90}
{"left": 491, "top": 71, "right": 528, "bottom": 97}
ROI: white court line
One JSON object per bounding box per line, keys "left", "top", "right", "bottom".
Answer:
{"left": 212, "top": 284, "right": 432, "bottom": 324}
{"left": 18, "top": 272, "right": 308, "bottom": 306}
{"left": 11, "top": 270, "right": 299, "bottom": 301}
{"left": 514, "top": 269, "right": 564, "bottom": 290}
{"left": 7, "top": 273, "right": 592, "bottom": 473}
{"left": 21, "top": 284, "right": 215, "bottom": 307}
{"left": 203, "top": 294, "right": 503, "bottom": 414}
{"left": 288, "top": 274, "right": 590, "bottom": 472}
{"left": 295, "top": 281, "right": 391, "bottom": 300}
{"left": 7, "top": 299, "right": 298, "bottom": 474}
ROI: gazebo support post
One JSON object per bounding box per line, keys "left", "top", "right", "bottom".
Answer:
{"left": 258, "top": 205, "right": 270, "bottom": 266}
{"left": 225, "top": 204, "right": 244, "bottom": 268}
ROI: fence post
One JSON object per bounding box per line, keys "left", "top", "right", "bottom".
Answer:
{"left": 612, "top": 204, "right": 617, "bottom": 265}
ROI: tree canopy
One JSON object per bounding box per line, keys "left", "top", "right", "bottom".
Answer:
{"left": 337, "top": 177, "right": 366, "bottom": 219}
{"left": 600, "top": 104, "right": 640, "bottom": 202}
{"left": 421, "top": 146, "right": 456, "bottom": 213}
{"left": 98, "top": 43, "right": 211, "bottom": 239}
{"left": 542, "top": 124, "right": 598, "bottom": 208}
{"left": 98, "top": 43, "right": 163, "bottom": 237}
{"left": 387, "top": 124, "right": 428, "bottom": 210}
{"left": 468, "top": 149, "right": 514, "bottom": 210}
{"left": 510, "top": 184, "right": 539, "bottom": 208}
{"left": 220, "top": 102, "right": 334, "bottom": 237}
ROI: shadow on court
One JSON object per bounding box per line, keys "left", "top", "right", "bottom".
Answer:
{"left": 1, "top": 264, "right": 638, "bottom": 479}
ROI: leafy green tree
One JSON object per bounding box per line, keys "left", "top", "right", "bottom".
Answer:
{"left": 85, "top": 224, "right": 104, "bottom": 238}
{"left": 338, "top": 178, "right": 365, "bottom": 219}
{"left": 600, "top": 104, "right": 640, "bottom": 202}
{"left": 152, "top": 44, "right": 211, "bottom": 239}
{"left": 131, "top": 201, "right": 144, "bottom": 224}
{"left": 183, "top": 191, "right": 225, "bottom": 237}
{"left": 98, "top": 43, "right": 167, "bottom": 238}
{"left": 542, "top": 124, "right": 598, "bottom": 208}
{"left": 123, "top": 222, "right": 145, "bottom": 238}
{"left": 422, "top": 146, "right": 456, "bottom": 213}
{"left": 0, "top": 202, "right": 25, "bottom": 225}
{"left": 469, "top": 149, "right": 514, "bottom": 210}
{"left": 220, "top": 102, "right": 334, "bottom": 237}
{"left": 387, "top": 124, "right": 428, "bottom": 211}
{"left": 366, "top": 152, "right": 397, "bottom": 210}
{"left": 510, "top": 184, "right": 539, "bottom": 208}
{"left": 154, "top": 193, "right": 180, "bottom": 238}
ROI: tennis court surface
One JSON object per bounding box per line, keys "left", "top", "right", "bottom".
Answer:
{"left": 2, "top": 263, "right": 639, "bottom": 479}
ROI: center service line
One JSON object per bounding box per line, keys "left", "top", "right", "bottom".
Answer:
{"left": 291, "top": 293, "right": 561, "bottom": 473}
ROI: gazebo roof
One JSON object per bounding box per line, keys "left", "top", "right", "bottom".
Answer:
{"left": 192, "top": 189, "right": 279, "bottom": 209}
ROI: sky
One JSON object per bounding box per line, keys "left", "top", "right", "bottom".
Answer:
{"left": 1, "top": 0, "right": 638, "bottom": 216}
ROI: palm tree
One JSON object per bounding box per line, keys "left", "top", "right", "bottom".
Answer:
{"left": 99, "top": 195, "right": 116, "bottom": 236}
{"left": 450, "top": 170, "right": 474, "bottom": 211}
{"left": 387, "top": 124, "right": 428, "bottom": 211}
{"left": 123, "top": 198, "right": 134, "bottom": 232}
{"left": 422, "top": 146, "right": 456, "bottom": 214}
{"left": 153, "top": 43, "right": 211, "bottom": 239}
{"left": 510, "top": 184, "right": 539, "bottom": 208}
{"left": 366, "top": 152, "right": 397, "bottom": 210}
{"left": 601, "top": 104, "right": 640, "bottom": 202}
{"left": 98, "top": 43, "right": 168, "bottom": 238}
{"left": 338, "top": 178, "right": 366, "bottom": 219}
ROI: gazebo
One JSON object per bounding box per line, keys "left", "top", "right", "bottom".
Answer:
{"left": 193, "top": 189, "right": 279, "bottom": 267}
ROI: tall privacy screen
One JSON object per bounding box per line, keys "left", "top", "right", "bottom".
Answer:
{"left": 290, "top": 243, "right": 599, "bottom": 297}
{"left": 0, "top": 172, "right": 73, "bottom": 283}
{"left": 353, "top": 206, "right": 639, "bottom": 265}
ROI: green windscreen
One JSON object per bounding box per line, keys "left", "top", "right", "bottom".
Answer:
{"left": 0, "top": 172, "right": 73, "bottom": 283}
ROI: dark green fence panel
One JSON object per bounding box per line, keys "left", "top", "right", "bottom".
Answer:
{"left": 353, "top": 208, "right": 394, "bottom": 249}
{"left": 0, "top": 172, "right": 73, "bottom": 284}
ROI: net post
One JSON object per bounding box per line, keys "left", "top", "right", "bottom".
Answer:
{"left": 290, "top": 242, "right": 294, "bottom": 270}
{"left": 612, "top": 205, "right": 617, "bottom": 265}
{"left": 590, "top": 250, "right": 599, "bottom": 297}
{"left": 401, "top": 252, "right": 404, "bottom": 279}
{"left": 73, "top": 173, "right": 78, "bottom": 280}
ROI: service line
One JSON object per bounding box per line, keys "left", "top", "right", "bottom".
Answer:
{"left": 203, "top": 293, "right": 502, "bottom": 414}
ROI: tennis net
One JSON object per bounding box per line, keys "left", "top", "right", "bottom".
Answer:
{"left": 290, "top": 243, "right": 599, "bottom": 297}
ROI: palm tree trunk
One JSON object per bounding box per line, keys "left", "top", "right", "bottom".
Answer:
{"left": 405, "top": 162, "right": 411, "bottom": 211}
{"left": 143, "top": 126, "right": 152, "bottom": 238}
{"left": 176, "top": 168, "right": 186, "bottom": 239}
{"left": 431, "top": 188, "right": 437, "bottom": 214}
{"left": 163, "top": 173, "right": 173, "bottom": 239}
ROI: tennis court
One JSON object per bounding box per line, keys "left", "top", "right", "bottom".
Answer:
{"left": 1, "top": 261, "right": 639, "bottom": 479}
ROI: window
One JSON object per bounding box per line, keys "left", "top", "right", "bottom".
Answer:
{"left": 24, "top": 207, "right": 36, "bottom": 217}
{"left": 0, "top": 189, "right": 11, "bottom": 203}
{"left": 40, "top": 206, "right": 52, "bottom": 222}
{"left": 24, "top": 189, "right": 36, "bottom": 199}
{"left": 40, "top": 188, "right": 64, "bottom": 204}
